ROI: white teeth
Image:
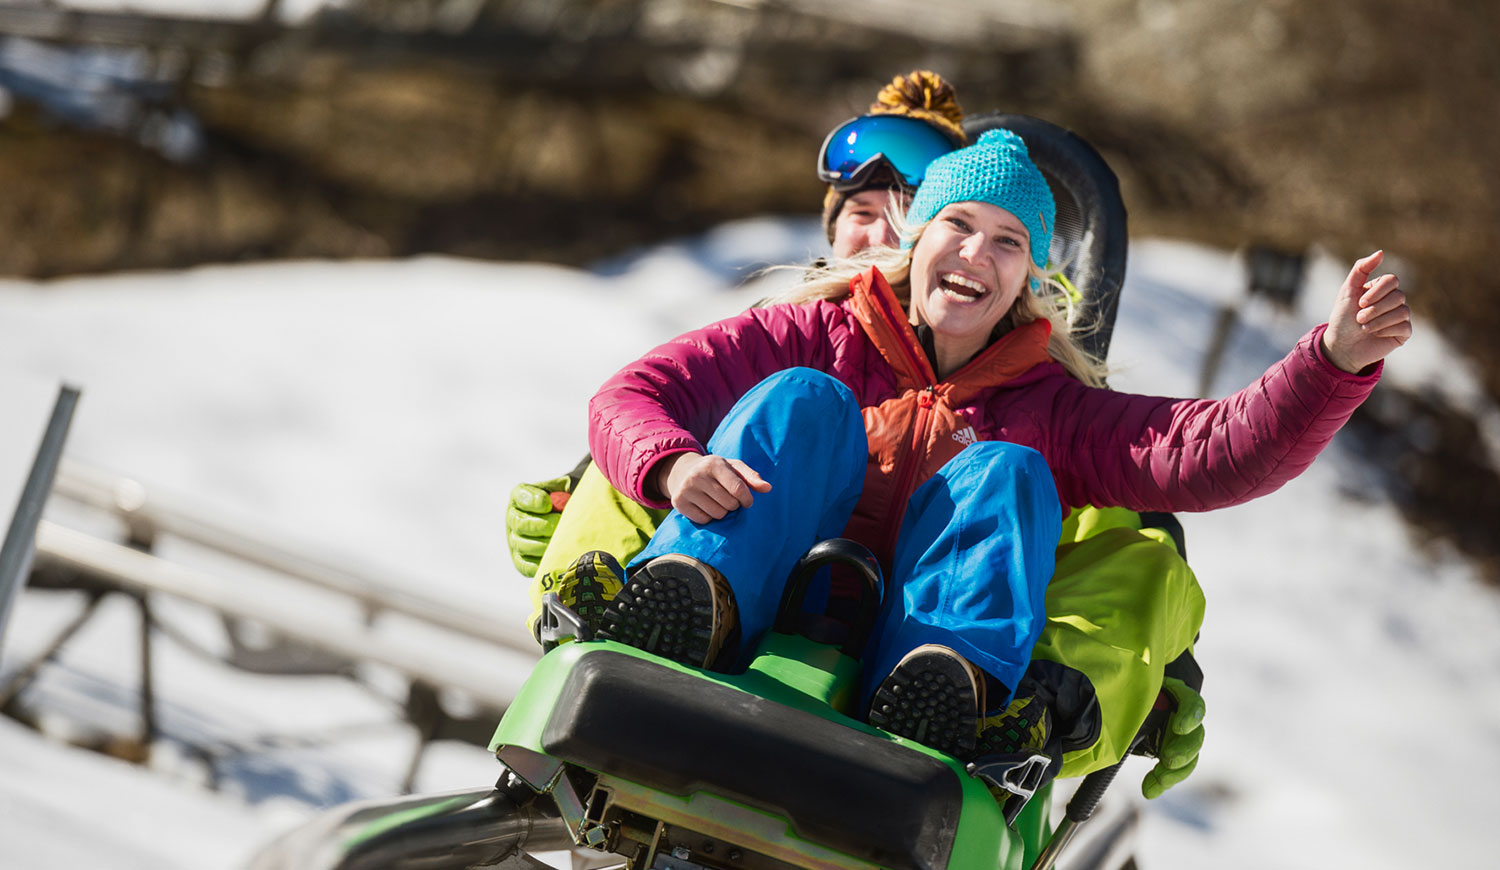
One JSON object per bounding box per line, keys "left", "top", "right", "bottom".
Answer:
{"left": 939, "top": 272, "right": 988, "bottom": 298}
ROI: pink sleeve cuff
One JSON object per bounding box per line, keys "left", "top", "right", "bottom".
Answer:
{"left": 1308, "top": 323, "right": 1383, "bottom": 383}
{"left": 634, "top": 447, "right": 702, "bottom": 509}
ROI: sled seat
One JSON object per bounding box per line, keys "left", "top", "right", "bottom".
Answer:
{"left": 541, "top": 649, "right": 964, "bottom": 870}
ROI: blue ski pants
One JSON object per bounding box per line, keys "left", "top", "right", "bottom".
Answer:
{"left": 632, "top": 368, "right": 1062, "bottom": 706}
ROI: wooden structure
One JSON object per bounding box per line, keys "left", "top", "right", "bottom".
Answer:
{"left": 4, "top": 458, "right": 540, "bottom": 791}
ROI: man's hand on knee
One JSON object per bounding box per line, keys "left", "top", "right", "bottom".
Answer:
{"left": 506, "top": 475, "right": 574, "bottom": 577}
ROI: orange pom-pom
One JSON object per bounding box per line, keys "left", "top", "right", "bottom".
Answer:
{"left": 869, "top": 70, "right": 966, "bottom": 145}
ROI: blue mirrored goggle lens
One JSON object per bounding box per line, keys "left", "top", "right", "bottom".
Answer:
{"left": 818, "top": 115, "right": 957, "bottom": 190}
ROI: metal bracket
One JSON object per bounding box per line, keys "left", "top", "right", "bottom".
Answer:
{"left": 967, "top": 753, "right": 1052, "bottom": 826}
{"left": 496, "top": 749, "right": 608, "bottom": 849}
{"left": 496, "top": 745, "right": 565, "bottom": 793}
{"left": 535, "top": 591, "right": 592, "bottom": 651}
{"left": 554, "top": 769, "right": 609, "bottom": 848}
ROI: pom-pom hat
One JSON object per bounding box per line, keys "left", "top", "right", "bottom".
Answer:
{"left": 903, "top": 128, "right": 1055, "bottom": 273}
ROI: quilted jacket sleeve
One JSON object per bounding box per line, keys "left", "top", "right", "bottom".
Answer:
{"left": 1046, "top": 324, "right": 1381, "bottom": 512}
{"left": 588, "top": 302, "right": 845, "bottom": 508}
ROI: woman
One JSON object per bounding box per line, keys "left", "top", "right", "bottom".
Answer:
{"left": 585, "top": 129, "right": 1409, "bottom": 763}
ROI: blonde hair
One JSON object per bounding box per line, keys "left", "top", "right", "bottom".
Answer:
{"left": 776, "top": 219, "right": 1109, "bottom": 387}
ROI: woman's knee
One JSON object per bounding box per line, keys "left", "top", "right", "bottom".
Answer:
{"left": 948, "top": 441, "right": 1052, "bottom": 486}
{"left": 756, "top": 367, "right": 854, "bottom": 403}
{"left": 737, "top": 368, "right": 861, "bottom": 434}
{"left": 947, "top": 442, "right": 1061, "bottom": 533}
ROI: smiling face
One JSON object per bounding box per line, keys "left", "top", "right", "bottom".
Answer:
{"left": 908, "top": 201, "right": 1033, "bottom": 373}
{"left": 831, "top": 188, "right": 909, "bottom": 259}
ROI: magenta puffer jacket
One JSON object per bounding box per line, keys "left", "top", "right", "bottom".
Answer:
{"left": 589, "top": 268, "right": 1379, "bottom": 564}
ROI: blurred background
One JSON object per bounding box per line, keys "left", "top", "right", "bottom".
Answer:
{"left": 3, "top": 0, "right": 1498, "bottom": 573}
{"left": 1, "top": 1, "right": 1498, "bottom": 868}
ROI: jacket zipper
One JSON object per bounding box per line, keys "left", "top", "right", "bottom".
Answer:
{"left": 883, "top": 384, "right": 936, "bottom": 548}
{"left": 867, "top": 272, "right": 943, "bottom": 555}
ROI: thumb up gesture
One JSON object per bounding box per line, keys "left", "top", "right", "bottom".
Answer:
{"left": 1321, "top": 251, "right": 1412, "bottom": 374}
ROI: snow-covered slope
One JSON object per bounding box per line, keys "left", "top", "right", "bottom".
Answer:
{"left": 1, "top": 222, "right": 1497, "bottom": 869}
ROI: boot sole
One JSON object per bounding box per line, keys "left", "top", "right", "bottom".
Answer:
{"left": 868, "top": 650, "right": 980, "bottom": 758}
{"left": 598, "top": 554, "right": 736, "bottom": 669}
{"left": 547, "top": 551, "right": 626, "bottom": 636}
{"left": 564, "top": 570, "right": 618, "bottom": 633}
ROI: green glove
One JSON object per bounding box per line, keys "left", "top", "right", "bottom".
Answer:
{"left": 1140, "top": 676, "right": 1205, "bottom": 799}
{"left": 505, "top": 475, "right": 573, "bottom": 577}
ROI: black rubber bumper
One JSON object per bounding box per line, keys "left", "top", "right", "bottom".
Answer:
{"left": 542, "top": 650, "right": 962, "bottom": 870}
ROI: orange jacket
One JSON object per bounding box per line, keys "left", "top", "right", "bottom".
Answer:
{"left": 842, "top": 268, "right": 1053, "bottom": 565}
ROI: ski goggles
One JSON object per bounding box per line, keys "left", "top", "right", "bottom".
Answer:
{"left": 817, "top": 114, "right": 959, "bottom": 192}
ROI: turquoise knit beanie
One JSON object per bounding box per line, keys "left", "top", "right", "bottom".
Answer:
{"left": 903, "top": 128, "right": 1055, "bottom": 272}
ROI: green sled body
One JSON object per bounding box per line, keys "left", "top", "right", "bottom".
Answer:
{"left": 489, "top": 633, "right": 1052, "bottom": 870}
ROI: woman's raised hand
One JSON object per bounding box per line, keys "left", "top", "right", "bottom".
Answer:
{"left": 654, "top": 452, "right": 772, "bottom": 524}
{"left": 1321, "top": 250, "right": 1412, "bottom": 374}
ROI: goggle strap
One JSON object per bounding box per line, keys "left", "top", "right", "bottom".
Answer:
{"left": 821, "top": 154, "right": 917, "bottom": 193}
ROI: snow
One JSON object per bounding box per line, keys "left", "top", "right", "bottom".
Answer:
{"left": 1, "top": 221, "right": 1498, "bottom": 869}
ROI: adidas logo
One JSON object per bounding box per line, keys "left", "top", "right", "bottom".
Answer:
{"left": 952, "top": 426, "right": 978, "bottom": 446}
